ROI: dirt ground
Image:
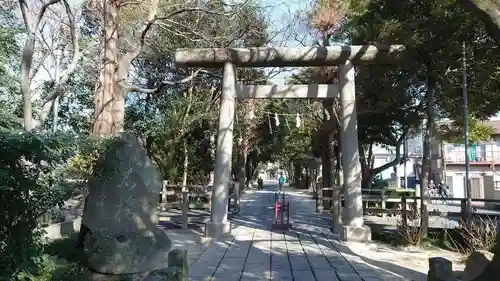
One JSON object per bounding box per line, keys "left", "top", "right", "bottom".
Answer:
{"left": 342, "top": 240, "right": 465, "bottom": 281}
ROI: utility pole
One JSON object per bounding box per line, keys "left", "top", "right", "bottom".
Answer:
{"left": 403, "top": 135, "right": 408, "bottom": 189}
{"left": 462, "top": 41, "right": 472, "bottom": 228}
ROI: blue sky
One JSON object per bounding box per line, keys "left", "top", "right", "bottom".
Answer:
{"left": 262, "top": 0, "right": 312, "bottom": 47}
{"left": 259, "top": 0, "right": 314, "bottom": 85}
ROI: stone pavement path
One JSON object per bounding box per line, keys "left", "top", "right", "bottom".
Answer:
{"left": 188, "top": 182, "right": 414, "bottom": 281}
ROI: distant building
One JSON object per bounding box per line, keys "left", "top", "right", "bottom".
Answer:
{"left": 434, "top": 119, "right": 500, "bottom": 203}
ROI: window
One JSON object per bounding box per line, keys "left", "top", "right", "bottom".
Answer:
{"left": 495, "top": 180, "right": 500, "bottom": 191}
{"left": 412, "top": 146, "right": 422, "bottom": 155}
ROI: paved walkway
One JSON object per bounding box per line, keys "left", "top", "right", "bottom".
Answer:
{"left": 188, "top": 183, "right": 413, "bottom": 281}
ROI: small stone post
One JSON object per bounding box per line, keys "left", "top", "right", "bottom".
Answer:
{"left": 427, "top": 257, "right": 453, "bottom": 281}
{"left": 205, "top": 62, "right": 236, "bottom": 238}
{"left": 339, "top": 60, "right": 371, "bottom": 241}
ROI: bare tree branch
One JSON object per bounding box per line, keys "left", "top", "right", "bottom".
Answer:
{"left": 19, "top": 0, "right": 63, "bottom": 130}
{"left": 33, "top": 0, "right": 81, "bottom": 129}
{"left": 116, "top": 2, "right": 236, "bottom": 96}
{"left": 127, "top": 69, "right": 201, "bottom": 94}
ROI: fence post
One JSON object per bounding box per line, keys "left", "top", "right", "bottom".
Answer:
{"left": 234, "top": 181, "right": 240, "bottom": 214}
{"left": 182, "top": 191, "right": 189, "bottom": 229}
{"left": 316, "top": 185, "right": 323, "bottom": 213}
{"left": 402, "top": 195, "right": 408, "bottom": 229}
{"left": 460, "top": 198, "right": 468, "bottom": 227}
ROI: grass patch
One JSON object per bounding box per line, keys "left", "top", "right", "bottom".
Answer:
{"left": 34, "top": 233, "right": 88, "bottom": 281}
{"left": 372, "top": 228, "right": 457, "bottom": 250}
{"left": 43, "top": 233, "right": 84, "bottom": 264}
{"left": 371, "top": 230, "right": 406, "bottom": 247}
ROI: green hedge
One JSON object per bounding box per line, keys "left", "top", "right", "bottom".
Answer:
{"left": 384, "top": 187, "right": 415, "bottom": 198}
{"left": 0, "top": 132, "right": 75, "bottom": 280}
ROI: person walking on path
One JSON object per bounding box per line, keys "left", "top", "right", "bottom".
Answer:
{"left": 278, "top": 173, "right": 286, "bottom": 191}
{"left": 257, "top": 177, "right": 263, "bottom": 190}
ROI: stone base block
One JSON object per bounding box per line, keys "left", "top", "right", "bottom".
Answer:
{"left": 339, "top": 225, "right": 371, "bottom": 242}
{"left": 88, "top": 249, "right": 189, "bottom": 281}
{"left": 204, "top": 221, "right": 232, "bottom": 238}
{"left": 330, "top": 224, "right": 343, "bottom": 235}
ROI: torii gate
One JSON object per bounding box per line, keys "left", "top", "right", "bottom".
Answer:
{"left": 175, "top": 45, "right": 406, "bottom": 241}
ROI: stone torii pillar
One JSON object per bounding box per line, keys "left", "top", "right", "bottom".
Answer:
{"left": 175, "top": 45, "right": 406, "bottom": 240}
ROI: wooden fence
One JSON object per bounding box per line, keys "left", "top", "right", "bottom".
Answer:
{"left": 159, "top": 182, "right": 238, "bottom": 210}
{"left": 321, "top": 186, "right": 500, "bottom": 230}
{"left": 159, "top": 182, "right": 240, "bottom": 229}
{"left": 39, "top": 181, "right": 240, "bottom": 229}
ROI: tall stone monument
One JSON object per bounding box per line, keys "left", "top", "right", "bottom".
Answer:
{"left": 80, "top": 133, "right": 187, "bottom": 280}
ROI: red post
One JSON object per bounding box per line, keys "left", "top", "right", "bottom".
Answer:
{"left": 274, "top": 202, "right": 281, "bottom": 224}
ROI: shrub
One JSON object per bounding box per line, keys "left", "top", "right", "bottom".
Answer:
{"left": 445, "top": 216, "right": 498, "bottom": 256}
{"left": 372, "top": 175, "right": 389, "bottom": 189}
{"left": 397, "top": 207, "right": 428, "bottom": 247}
{"left": 0, "top": 132, "right": 74, "bottom": 280}
{"left": 384, "top": 188, "right": 415, "bottom": 198}
{"left": 67, "top": 136, "right": 111, "bottom": 182}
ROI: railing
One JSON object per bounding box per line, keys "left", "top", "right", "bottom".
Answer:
{"left": 159, "top": 184, "right": 213, "bottom": 210}
{"left": 159, "top": 182, "right": 240, "bottom": 229}
{"left": 39, "top": 181, "right": 243, "bottom": 237}
{"left": 325, "top": 189, "right": 500, "bottom": 230}
{"left": 444, "top": 142, "right": 500, "bottom": 163}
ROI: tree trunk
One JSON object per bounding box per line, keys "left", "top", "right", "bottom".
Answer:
{"left": 20, "top": 34, "right": 36, "bottom": 131}
{"left": 361, "top": 170, "right": 374, "bottom": 190}
{"left": 19, "top": 0, "right": 62, "bottom": 131}
{"left": 294, "top": 163, "right": 300, "bottom": 187}
{"left": 246, "top": 160, "right": 259, "bottom": 186}
{"left": 359, "top": 138, "right": 405, "bottom": 190}
{"left": 181, "top": 140, "right": 189, "bottom": 191}
{"left": 420, "top": 74, "right": 436, "bottom": 237}
{"left": 237, "top": 146, "right": 247, "bottom": 190}
{"left": 238, "top": 101, "right": 253, "bottom": 190}
{"left": 334, "top": 144, "right": 341, "bottom": 186}
{"left": 92, "top": 0, "right": 119, "bottom": 136}
{"left": 359, "top": 143, "right": 372, "bottom": 190}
